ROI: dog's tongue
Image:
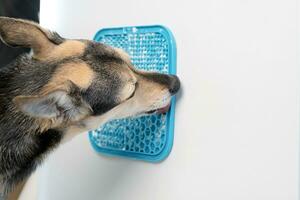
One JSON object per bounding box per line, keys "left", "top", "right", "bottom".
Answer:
{"left": 157, "top": 103, "right": 171, "bottom": 114}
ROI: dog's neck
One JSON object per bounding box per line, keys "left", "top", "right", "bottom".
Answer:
{"left": 0, "top": 108, "right": 63, "bottom": 196}
{"left": 0, "top": 55, "right": 64, "bottom": 194}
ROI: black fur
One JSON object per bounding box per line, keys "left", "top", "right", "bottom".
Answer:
{"left": 0, "top": 55, "right": 64, "bottom": 196}
{"left": 0, "top": 42, "right": 125, "bottom": 196}
{"left": 81, "top": 42, "right": 124, "bottom": 115}
{"left": 47, "top": 31, "right": 65, "bottom": 45}
{"left": 0, "top": 130, "right": 62, "bottom": 194}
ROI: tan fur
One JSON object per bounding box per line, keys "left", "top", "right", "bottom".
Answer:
{"left": 36, "top": 40, "right": 86, "bottom": 60}
{"left": 0, "top": 17, "right": 86, "bottom": 60}
{"left": 42, "top": 61, "right": 95, "bottom": 94}
{"left": 36, "top": 118, "right": 60, "bottom": 132}
{"left": 6, "top": 179, "right": 26, "bottom": 200}
{"left": 0, "top": 17, "right": 56, "bottom": 57}
{"left": 117, "top": 81, "right": 136, "bottom": 102}
{"left": 63, "top": 112, "right": 116, "bottom": 142}
{"left": 37, "top": 115, "right": 89, "bottom": 133}
{"left": 115, "top": 48, "right": 131, "bottom": 63}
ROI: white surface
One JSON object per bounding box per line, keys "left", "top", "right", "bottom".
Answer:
{"left": 37, "top": 0, "right": 299, "bottom": 200}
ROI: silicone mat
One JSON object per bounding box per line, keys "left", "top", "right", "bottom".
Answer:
{"left": 89, "top": 25, "right": 177, "bottom": 162}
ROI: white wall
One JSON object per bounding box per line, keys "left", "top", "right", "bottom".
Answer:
{"left": 36, "top": 0, "right": 299, "bottom": 200}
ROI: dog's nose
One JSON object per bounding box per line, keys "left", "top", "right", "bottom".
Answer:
{"left": 168, "top": 75, "right": 181, "bottom": 95}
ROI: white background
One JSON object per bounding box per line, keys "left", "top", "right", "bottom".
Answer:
{"left": 32, "top": 0, "right": 300, "bottom": 199}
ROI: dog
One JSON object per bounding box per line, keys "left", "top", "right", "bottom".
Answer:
{"left": 0, "top": 17, "right": 180, "bottom": 199}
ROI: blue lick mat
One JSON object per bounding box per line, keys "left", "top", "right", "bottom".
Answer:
{"left": 89, "top": 25, "right": 177, "bottom": 162}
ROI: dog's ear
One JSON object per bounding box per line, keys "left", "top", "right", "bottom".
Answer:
{"left": 0, "top": 17, "right": 63, "bottom": 58}
{"left": 13, "top": 90, "right": 92, "bottom": 122}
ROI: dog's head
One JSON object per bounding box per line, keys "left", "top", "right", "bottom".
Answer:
{"left": 0, "top": 17, "right": 180, "bottom": 132}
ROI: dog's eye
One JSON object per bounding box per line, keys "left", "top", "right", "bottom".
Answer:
{"left": 128, "top": 82, "right": 138, "bottom": 99}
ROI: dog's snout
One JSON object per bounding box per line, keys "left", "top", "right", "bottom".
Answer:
{"left": 141, "top": 72, "right": 180, "bottom": 95}
{"left": 168, "top": 75, "right": 180, "bottom": 95}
